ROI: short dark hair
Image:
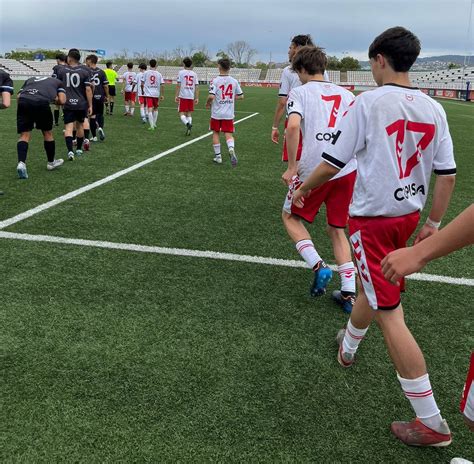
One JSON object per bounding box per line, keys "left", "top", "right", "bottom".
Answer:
{"left": 67, "top": 48, "right": 81, "bottom": 63}
{"left": 183, "top": 57, "right": 192, "bottom": 68}
{"left": 218, "top": 58, "right": 231, "bottom": 71}
{"left": 368, "top": 26, "right": 421, "bottom": 72}
{"left": 149, "top": 59, "right": 157, "bottom": 67}
{"left": 106, "top": 61, "right": 113, "bottom": 68}
{"left": 292, "top": 46, "right": 327, "bottom": 75}
{"left": 291, "top": 34, "right": 314, "bottom": 48}
{"left": 86, "top": 54, "right": 98, "bottom": 64}
{"left": 139, "top": 63, "right": 147, "bottom": 70}
{"left": 127, "top": 62, "right": 134, "bottom": 69}
{"left": 56, "top": 53, "right": 66, "bottom": 62}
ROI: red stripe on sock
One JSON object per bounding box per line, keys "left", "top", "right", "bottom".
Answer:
{"left": 297, "top": 244, "right": 314, "bottom": 252}
{"left": 347, "top": 328, "right": 364, "bottom": 340}
{"left": 404, "top": 390, "right": 433, "bottom": 398}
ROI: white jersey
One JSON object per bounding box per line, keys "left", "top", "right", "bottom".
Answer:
{"left": 287, "top": 81, "right": 356, "bottom": 181}
{"left": 321, "top": 84, "right": 456, "bottom": 217}
{"left": 177, "top": 69, "right": 198, "bottom": 99}
{"left": 135, "top": 71, "right": 145, "bottom": 96}
{"left": 279, "top": 65, "right": 330, "bottom": 97}
{"left": 209, "top": 75, "right": 243, "bottom": 120}
{"left": 122, "top": 71, "right": 137, "bottom": 92}
{"left": 141, "top": 70, "right": 163, "bottom": 98}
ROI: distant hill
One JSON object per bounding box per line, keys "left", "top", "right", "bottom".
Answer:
{"left": 360, "top": 55, "right": 470, "bottom": 70}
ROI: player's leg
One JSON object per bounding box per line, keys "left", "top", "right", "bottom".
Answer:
{"left": 16, "top": 100, "right": 33, "bottom": 178}
{"left": 224, "top": 130, "right": 237, "bottom": 166}
{"left": 16, "top": 131, "right": 31, "bottom": 179}
{"left": 139, "top": 98, "right": 147, "bottom": 123}
{"left": 212, "top": 130, "right": 222, "bottom": 164}
{"left": 376, "top": 307, "right": 452, "bottom": 446}
{"left": 42, "top": 129, "right": 63, "bottom": 171}
{"left": 129, "top": 94, "right": 135, "bottom": 116}
{"left": 83, "top": 118, "right": 90, "bottom": 151}
{"left": 124, "top": 95, "right": 130, "bottom": 115}
{"left": 109, "top": 90, "right": 115, "bottom": 115}
{"left": 152, "top": 100, "right": 159, "bottom": 126}
{"left": 75, "top": 120, "right": 85, "bottom": 154}
{"left": 90, "top": 115, "right": 97, "bottom": 141}
{"left": 63, "top": 118, "right": 75, "bottom": 160}
{"left": 146, "top": 98, "right": 155, "bottom": 130}
{"left": 95, "top": 101, "right": 105, "bottom": 140}
{"left": 54, "top": 104, "right": 60, "bottom": 126}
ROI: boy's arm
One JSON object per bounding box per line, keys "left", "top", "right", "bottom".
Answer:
{"left": 282, "top": 113, "right": 300, "bottom": 185}
{"left": 0, "top": 91, "right": 11, "bottom": 109}
{"left": 175, "top": 83, "right": 181, "bottom": 102}
{"left": 381, "top": 204, "right": 474, "bottom": 284}
{"left": 160, "top": 83, "right": 165, "bottom": 100}
{"left": 206, "top": 94, "right": 214, "bottom": 109}
{"left": 271, "top": 96, "right": 287, "bottom": 143}
{"left": 86, "top": 85, "right": 93, "bottom": 115}
{"left": 194, "top": 84, "right": 200, "bottom": 103}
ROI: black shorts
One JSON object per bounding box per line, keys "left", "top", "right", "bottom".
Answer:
{"left": 108, "top": 86, "right": 116, "bottom": 97}
{"left": 17, "top": 101, "right": 53, "bottom": 133}
{"left": 63, "top": 108, "right": 87, "bottom": 124}
{"left": 92, "top": 100, "right": 104, "bottom": 116}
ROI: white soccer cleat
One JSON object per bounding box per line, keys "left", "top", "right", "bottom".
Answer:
{"left": 75, "top": 149, "right": 83, "bottom": 156}
{"left": 17, "top": 162, "right": 28, "bottom": 179}
{"left": 229, "top": 147, "right": 238, "bottom": 167}
{"left": 47, "top": 159, "right": 64, "bottom": 171}
{"left": 67, "top": 151, "right": 75, "bottom": 161}
{"left": 91, "top": 136, "right": 98, "bottom": 142}
{"left": 213, "top": 154, "right": 222, "bottom": 164}
{"left": 98, "top": 127, "right": 105, "bottom": 141}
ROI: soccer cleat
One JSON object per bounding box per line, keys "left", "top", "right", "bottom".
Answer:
{"left": 336, "top": 328, "right": 355, "bottom": 367}
{"left": 75, "top": 149, "right": 83, "bottom": 156}
{"left": 83, "top": 139, "right": 90, "bottom": 151}
{"left": 147, "top": 127, "right": 156, "bottom": 131}
{"left": 91, "top": 136, "right": 98, "bottom": 142}
{"left": 310, "top": 260, "right": 332, "bottom": 296}
{"left": 229, "top": 147, "right": 238, "bottom": 167}
{"left": 142, "top": 118, "right": 147, "bottom": 124}
{"left": 391, "top": 418, "right": 452, "bottom": 447}
{"left": 123, "top": 112, "right": 129, "bottom": 116}
{"left": 213, "top": 154, "right": 222, "bottom": 164}
{"left": 67, "top": 151, "right": 75, "bottom": 161}
{"left": 332, "top": 290, "right": 356, "bottom": 314}
{"left": 47, "top": 159, "right": 64, "bottom": 171}
{"left": 17, "top": 162, "right": 28, "bottom": 179}
{"left": 98, "top": 127, "right": 105, "bottom": 141}
{"left": 450, "top": 459, "right": 473, "bottom": 464}
{"left": 185, "top": 123, "right": 192, "bottom": 136}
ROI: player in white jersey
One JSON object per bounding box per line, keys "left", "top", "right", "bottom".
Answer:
{"left": 292, "top": 27, "right": 456, "bottom": 447}
{"left": 175, "top": 57, "right": 199, "bottom": 135}
{"left": 140, "top": 59, "right": 164, "bottom": 131}
{"left": 206, "top": 58, "right": 243, "bottom": 166}
{"left": 135, "top": 63, "right": 147, "bottom": 123}
{"left": 121, "top": 62, "right": 137, "bottom": 116}
{"left": 282, "top": 46, "right": 357, "bottom": 312}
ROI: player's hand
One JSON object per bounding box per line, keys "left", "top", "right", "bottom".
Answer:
{"left": 271, "top": 127, "right": 280, "bottom": 144}
{"left": 121, "top": 89, "right": 124, "bottom": 94}
{"left": 413, "top": 223, "right": 438, "bottom": 245}
{"left": 175, "top": 96, "right": 179, "bottom": 103}
{"left": 282, "top": 168, "right": 297, "bottom": 186}
{"left": 194, "top": 99, "right": 199, "bottom": 105}
{"left": 205, "top": 103, "right": 211, "bottom": 109}
{"left": 292, "top": 187, "right": 309, "bottom": 208}
{"left": 381, "top": 247, "right": 426, "bottom": 285}
{"left": 160, "top": 96, "right": 165, "bottom": 101}
{"left": 87, "top": 106, "right": 93, "bottom": 116}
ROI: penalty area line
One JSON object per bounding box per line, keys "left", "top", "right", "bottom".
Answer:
{"left": 0, "top": 231, "right": 472, "bottom": 287}
{"left": 0, "top": 112, "right": 259, "bottom": 231}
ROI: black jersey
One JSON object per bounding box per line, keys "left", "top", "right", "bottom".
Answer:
{"left": 52, "top": 63, "right": 65, "bottom": 79}
{"left": 89, "top": 67, "right": 109, "bottom": 101}
{"left": 56, "top": 65, "right": 91, "bottom": 110}
{"left": 0, "top": 69, "right": 14, "bottom": 94}
{"left": 18, "top": 76, "right": 65, "bottom": 105}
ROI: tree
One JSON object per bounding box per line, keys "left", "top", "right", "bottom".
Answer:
{"left": 192, "top": 51, "right": 209, "bottom": 67}
{"left": 339, "top": 56, "right": 360, "bottom": 71}
{"left": 226, "top": 41, "right": 257, "bottom": 67}
{"left": 448, "top": 62, "right": 460, "bottom": 69}
{"left": 326, "top": 56, "right": 341, "bottom": 70}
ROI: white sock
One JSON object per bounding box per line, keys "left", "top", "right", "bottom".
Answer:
{"left": 130, "top": 107, "right": 135, "bottom": 115}
{"left": 213, "top": 144, "right": 221, "bottom": 155}
{"left": 295, "top": 239, "right": 322, "bottom": 269}
{"left": 148, "top": 112, "right": 154, "bottom": 128}
{"left": 125, "top": 104, "right": 129, "bottom": 113}
{"left": 187, "top": 116, "right": 192, "bottom": 125}
{"left": 226, "top": 138, "right": 235, "bottom": 151}
{"left": 180, "top": 114, "right": 188, "bottom": 125}
{"left": 338, "top": 261, "right": 356, "bottom": 293}
{"left": 342, "top": 319, "right": 368, "bottom": 355}
{"left": 398, "top": 373, "right": 443, "bottom": 430}
{"left": 153, "top": 110, "right": 158, "bottom": 124}
{"left": 140, "top": 107, "right": 145, "bottom": 119}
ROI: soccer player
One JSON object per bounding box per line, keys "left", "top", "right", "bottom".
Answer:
{"left": 52, "top": 53, "right": 67, "bottom": 126}
{"left": 206, "top": 58, "right": 243, "bottom": 166}
{"left": 104, "top": 61, "right": 118, "bottom": 115}
{"left": 16, "top": 76, "right": 66, "bottom": 178}
{"left": 141, "top": 59, "right": 164, "bottom": 131}
{"left": 86, "top": 54, "right": 109, "bottom": 142}
{"left": 292, "top": 27, "right": 457, "bottom": 447}
{"left": 175, "top": 57, "right": 199, "bottom": 135}
{"left": 0, "top": 69, "right": 14, "bottom": 195}
{"left": 135, "top": 63, "right": 147, "bottom": 123}
{"left": 56, "top": 49, "right": 93, "bottom": 160}
{"left": 121, "top": 62, "right": 137, "bottom": 116}
{"left": 271, "top": 34, "right": 314, "bottom": 162}
{"left": 282, "top": 46, "right": 356, "bottom": 311}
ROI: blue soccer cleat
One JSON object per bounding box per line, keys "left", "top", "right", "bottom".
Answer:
{"left": 332, "top": 290, "right": 356, "bottom": 314}
{"left": 310, "top": 260, "right": 332, "bottom": 296}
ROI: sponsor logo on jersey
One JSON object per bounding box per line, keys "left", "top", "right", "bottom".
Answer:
{"left": 394, "top": 183, "right": 426, "bottom": 202}
{"left": 315, "top": 130, "right": 341, "bottom": 144}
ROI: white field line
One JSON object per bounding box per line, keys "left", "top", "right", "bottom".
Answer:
{"left": 0, "top": 112, "right": 259, "bottom": 230}
{"left": 0, "top": 231, "right": 472, "bottom": 287}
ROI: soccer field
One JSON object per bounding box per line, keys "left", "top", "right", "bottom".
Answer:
{"left": 1, "top": 84, "right": 473, "bottom": 462}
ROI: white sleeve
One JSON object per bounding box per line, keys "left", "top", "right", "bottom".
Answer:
{"left": 279, "top": 69, "right": 291, "bottom": 97}
{"left": 209, "top": 80, "right": 216, "bottom": 95}
{"left": 433, "top": 117, "right": 456, "bottom": 176}
{"left": 140, "top": 73, "right": 145, "bottom": 83}
{"left": 177, "top": 72, "right": 182, "bottom": 84}
{"left": 286, "top": 89, "right": 304, "bottom": 119}
{"left": 235, "top": 80, "right": 243, "bottom": 96}
{"left": 321, "top": 94, "right": 367, "bottom": 170}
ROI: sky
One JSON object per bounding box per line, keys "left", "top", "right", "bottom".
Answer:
{"left": 0, "top": 0, "right": 472, "bottom": 62}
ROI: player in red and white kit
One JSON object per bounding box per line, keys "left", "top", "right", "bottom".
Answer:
{"left": 121, "top": 62, "right": 137, "bottom": 117}
{"left": 282, "top": 46, "right": 357, "bottom": 312}
{"left": 175, "top": 57, "right": 199, "bottom": 136}
{"left": 292, "top": 27, "right": 456, "bottom": 447}
{"left": 141, "top": 59, "right": 164, "bottom": 131}
{"left": 206, "top": 58, "right": 243, "bottom": 166}
{"left": 135, "top": 63, "right": 147, "bottom": 123}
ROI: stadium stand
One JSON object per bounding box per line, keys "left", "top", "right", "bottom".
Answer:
{"left": 264, "top": 68, "right": 340, "bottom": 83}
{"left": 412, "top": 67, "right": 474, "bottom": 84}
{"left": 0, "top": 58, "right": 37, "bottom": 75}
{"left": 23, "top": 59, "right": 57, "bottom": 75}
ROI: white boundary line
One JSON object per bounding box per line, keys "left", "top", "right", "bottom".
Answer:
{"left": 0, "top": 112, "right": 259, "bottom": 230}
{"left": 0, "top": 231, "right": 472, "bottom": 287}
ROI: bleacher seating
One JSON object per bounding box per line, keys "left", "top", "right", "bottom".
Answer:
{"left": 412, "top": 67, "right": 474, "bottom": 84}
{"left": 0, "top": 58, "right": 37, "bottom": 75}
{"left": 264, "top": 68, "right": 340, "bottom": 83}
{"left": 23, "top": 59, "right": 56, "bottom": 75}
{"left": 347, "top": 71, "right": 376, "bottom": 86}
